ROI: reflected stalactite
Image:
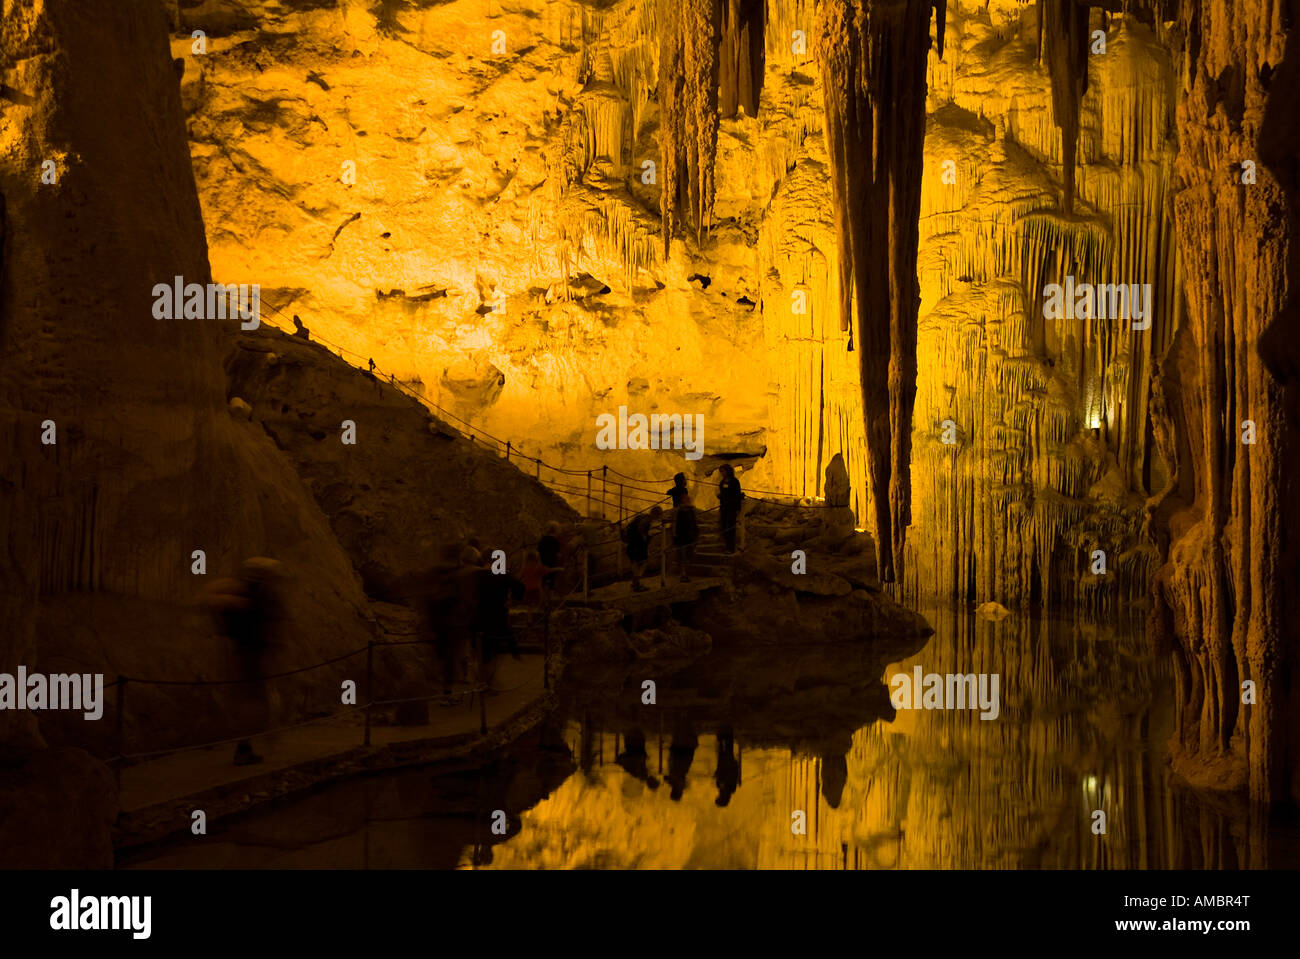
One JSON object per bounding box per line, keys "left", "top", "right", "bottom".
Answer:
{"left": 1037, "top": 0, "right": 1092, "bottom": 213}
{"left": 454, "top": 609, "right": 1271, "bottom": 869}
{"left": 817, "top": 0, "right": 945, "bottom": 584}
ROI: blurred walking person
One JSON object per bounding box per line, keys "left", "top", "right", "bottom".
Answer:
{"left": 425, "top": 543, "right": 465, "bottom": 704}
{"left": 471, "top": 554, "right": 525, "bottom": 689}
{"left": 204, "top": 558, "right": 284, "bottom": 766}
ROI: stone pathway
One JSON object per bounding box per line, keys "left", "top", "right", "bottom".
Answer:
{"left": 114, "top": 653, "right": 550, "bottom": 849}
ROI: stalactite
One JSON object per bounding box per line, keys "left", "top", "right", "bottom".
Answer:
{"left": 1038, "top": 0, "right": 1091, "bottom": 213}
{"left": 818, "top": 0, "right": 945, "bottom": 583}
{"left": 719, "top": 0, "right": 767, "bottom": 118}
{"left": 658, "top": 0, "right": 722, "bottom": 253}
{"left": 904, "top": 4, "right": 1176, "bottom": 610}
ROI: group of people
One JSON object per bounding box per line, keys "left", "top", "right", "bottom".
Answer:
{"left": 613, "top": 717, "right": 739, "bottom": 806}
{"left": 425, "top": 541, "right": 533, "bottom": 704}
{"left": 622, "top": 466, "right": 745, "bottom": 589}
{"left": 200, "top": 468, "right": 745, "bottom": 766}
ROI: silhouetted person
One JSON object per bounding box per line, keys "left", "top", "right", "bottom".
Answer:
{"left": 666, "top": 472, "right": 690, "bottom": 508}
{"left": 615, "top": 728, "right": 660, "bottom": 790}
{"left": 666, "top": 714, "right": 698, "bottom": 801}
{"left": 717, "top": 464, "right": 744, "bottom": 554}
{"left": 623, "top": 507, "right": 661, "bottom": 592}
{"left": 292, "top": 314, "right": 310, "bottom": 339}
{"left": 368, "top": 357, "right": 377, "bottom": 373}
{"left": 666, "top": 473, "right": 698, "bottom": 582}
{"left": 472, "top": 555, "right": 525, "bottom": 688}
{"left": 714, "top": 725, "right": 739, "bottom": 807}
{"left": 538, "top": 522, "right": 562, "bottom": 593}
{"left": 205, "top": 558, "right": 284, "bottom": 765}
{"left": 425, "top": 543, "right": 464, "bottom": 701}
{"left": 448, "top": 546, "right": 484, "bottom": 686}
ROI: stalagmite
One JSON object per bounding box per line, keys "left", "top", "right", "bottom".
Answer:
{"left": 818, "top": 0, "right": 945, "bottom": 582}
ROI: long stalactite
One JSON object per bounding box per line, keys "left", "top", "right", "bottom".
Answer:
{"left": 817, "top": 0, "right": 945, "bottom": 583}
{"left": 658, "top": 0, "right": 722, "bottom": 253}
{"left": 1038, "top": 0, "right": 1092, "bottom": 214}
{"left": 719, "top": 0, "right": 767, "bottom": 118}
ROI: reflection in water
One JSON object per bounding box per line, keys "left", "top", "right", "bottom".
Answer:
{"left": 473, "top": 604, "right": 1276, "bottom": 869}
{"left": 123, "top": 603, "right": 1299, "bottom": 869}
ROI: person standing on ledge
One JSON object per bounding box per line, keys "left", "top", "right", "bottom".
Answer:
{"left": 666, "top": 473, "right": 698, "bottom": 582}
{"left": 292, "top": 314, "right": 310, "bottom": 339}
{"left": 538, "top": 522, "right": 562, "bottom": 596}
{"left": 716, "top": 464, "right": 745, "bottom": 554}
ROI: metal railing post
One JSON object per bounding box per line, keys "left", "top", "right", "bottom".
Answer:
{"left": 661, "top": 520, "right": 668, "bottom": 587}
{"left": 505, "top": 440, "right": 511, "bottom": 462}
{"left": 601, "top": 466, "right": 608, "bottom": 519}
{"left": 586, "top": 470, "right": 592, "bottom": 517}
{"left": 363, "top": 641, "right": 374, "bottom": 746}
{"left": 115, "top": 676, "right": 127, "bottom": 788}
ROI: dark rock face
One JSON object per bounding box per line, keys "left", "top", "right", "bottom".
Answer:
{"left": 224, "top": 332, "right": 578, "bottom": 602}
{"left": 1151, "top": 0, "right": 1300, "bottom": 806}
{"left": 0, "top": 746, "right": 116, "bottom": 868}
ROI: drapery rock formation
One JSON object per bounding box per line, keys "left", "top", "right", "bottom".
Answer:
{"left": 1151, "top": 0, "right": 1300, "bottom": 805}
{"left": 0, "top": 0, "right": 363, "bottom": 862}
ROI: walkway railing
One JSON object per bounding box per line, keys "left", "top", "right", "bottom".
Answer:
{"left": 253, "top": 300, "right": 839, "bottom": 525}
{"left": 104, "top": 307, "right": 845, "bottom": 786}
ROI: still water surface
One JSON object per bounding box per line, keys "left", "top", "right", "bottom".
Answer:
{"left": 124, "top": 602, "right": 1298, "bottom": 869}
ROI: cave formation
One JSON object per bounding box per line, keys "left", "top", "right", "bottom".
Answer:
{"left": 818, "top": 0, "right": 945, "bottom": 583}
{"left": 2, "top": 0, "right": 1299, "bottom": 872}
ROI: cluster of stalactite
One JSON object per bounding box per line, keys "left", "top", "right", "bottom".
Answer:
{"left": 542, "top": 0, "right": 663, "bottom": 291}
{"left": 904, "top": 2, "right": 1177, "bottom": 610}
{"left": 1150, "top": 0, "right": 1300, "bottom": 806}
{"left": 817, "top": 0, "right": 946, "bottom": 583}
{"left": 719, "top": 0, "right": 767, "bottom": 118}
{"left": 657, "top": 0, "right": 723, "bottom": 253}
{"left": 1038, "top": 0, "right": 1092, "bottom": 213}
{"left": 546, "top": 0, "right": 766, "bottom": 281}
